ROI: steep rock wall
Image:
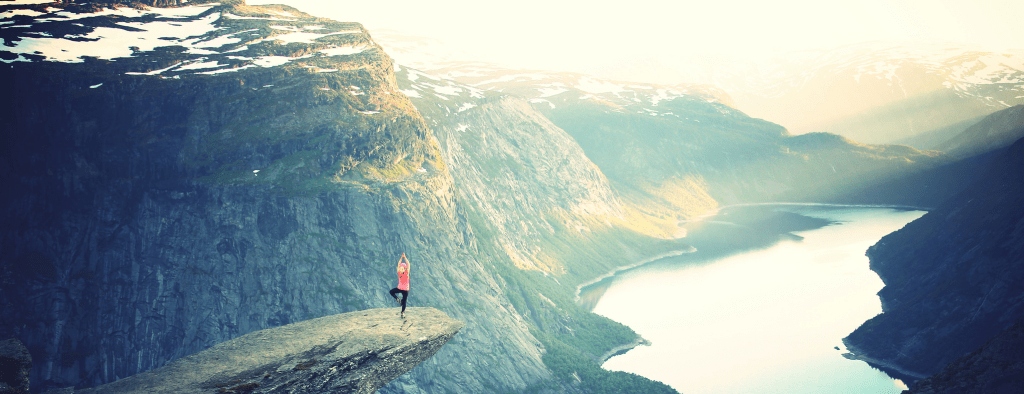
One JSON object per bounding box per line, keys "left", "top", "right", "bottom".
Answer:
{"left": 0, "top": 3, "right": 548, "bottom": 393}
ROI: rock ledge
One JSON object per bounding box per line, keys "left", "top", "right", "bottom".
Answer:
{"left": 78, "top": 307, "right": 463, "bottom": 394}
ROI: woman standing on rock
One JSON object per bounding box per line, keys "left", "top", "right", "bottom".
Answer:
{"left": 389, "top": 253, "right": 411, "bottom": 318}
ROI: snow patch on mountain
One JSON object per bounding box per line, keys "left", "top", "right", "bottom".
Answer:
{"left": 0, "top": 9, "right": 45, "bottom": 18}
{"left": 1, "top": 2, "right": 378, "bottom": 77}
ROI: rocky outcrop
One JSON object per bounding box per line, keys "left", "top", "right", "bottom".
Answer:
{"left": 905, "top": 315, "right": 1024, "bottom": 394}
{"left": 0, "top": 339, "right": 31, "bottom": 394}
{"left": 76, "top": 308, "right": 462, "bottom": 394}
{"left": 843, "top": 136, "right": 1024, "bottom": 384}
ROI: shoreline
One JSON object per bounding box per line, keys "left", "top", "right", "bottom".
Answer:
{"left": 574, "top": 247, "right": 696, "bottom": 303}
{"left": 840, "top": 340, "right": 930, "bottom": 380}
{"left": 577, "top": 202, "right": 927, "bottom": 304}
{"left": 597, "top": 336, "right": 652, "bottom": 365}
{"left": 706, "top": 202, "right": 933, "bottom": 214}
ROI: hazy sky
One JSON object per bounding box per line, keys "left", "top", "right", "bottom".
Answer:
{"left": 249, "top": 0, "right": 1024, "bottom": 76}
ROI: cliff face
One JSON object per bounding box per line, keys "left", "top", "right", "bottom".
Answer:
{"left": 77, "top": 308, "right": 463, "bottom": 394}
{"left": 396, "top": 66, "right": 629, "bottom": 271}
{"left": 843, "top": 136, "right": 1024, "bottom": 382}
{"left": 394, "top": 65, "right": 686, "bottom": 393}
{"left": 0, "top": 2, "right": 545, "bottom": 393}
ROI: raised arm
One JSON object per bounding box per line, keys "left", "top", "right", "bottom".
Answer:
{"left": 397, "top": 253, "right": 410, "bottom": 273}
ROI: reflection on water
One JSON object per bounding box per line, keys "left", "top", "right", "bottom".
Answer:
{"left": 590, "top": 205, "right": 925, "bottom": 394}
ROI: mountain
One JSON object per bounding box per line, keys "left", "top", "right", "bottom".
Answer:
{"left": 677, "top": 42, "right": 1024, "bottom": 146}
{"left": 0, "top": 1, "right": 553, "bottom": 393}
{"left": 374, "top": 35, "right": 952, "bottom": 212}
{"left": 935, "top": 104, "right": 1024, "bottom": 158}
{"left": 842, "top": 135, "right": 1024, "bottom": 384}
{"left": 0, "top": 2, "right": 988, "bottom": 394}
{"left": 838, "top": 104, "right": 1024, "bottom": 208}
{"left": 393, "top": 63, "right": 684, "bottom": 394}
{"left": 1, "top": 2, "right": 690, "bottom": 393}
{"left": 375, "top": 33, "right": 1024, "bottom": 150}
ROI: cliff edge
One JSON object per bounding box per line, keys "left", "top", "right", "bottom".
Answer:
{"left": 77, "top": 308, "right": 463, "bottom": 394}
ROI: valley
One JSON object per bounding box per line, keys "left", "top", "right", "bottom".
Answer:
{"left": 2, "top": 1, "right": 1023, "bottom": 393}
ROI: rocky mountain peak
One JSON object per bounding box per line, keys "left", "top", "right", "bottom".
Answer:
{"left": 2, "top": 0, "right": 445, "bottom": 191}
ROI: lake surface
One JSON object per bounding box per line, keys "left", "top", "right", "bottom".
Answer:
{"left": 588, "top": 205, "right": 926, "bottom": 394}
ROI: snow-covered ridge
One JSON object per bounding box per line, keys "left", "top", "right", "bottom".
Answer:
{"left": 393, "top": 59, "right": 740, "bottom": 128}
{"left": 373, "top": 31, "right": 738, "bottom": 119}
{"left": 394, "top": 63, "right": 489, "bottom": 124}
{"left": 0, "top": 2, "right": 377, "bottom": 77}
{"left": 437, "top": 62, "right": 735, "bottom": 117}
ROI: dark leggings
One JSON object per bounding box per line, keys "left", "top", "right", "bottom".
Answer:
{"left": 389, "top": 288, "right": 409, "bottom": 313}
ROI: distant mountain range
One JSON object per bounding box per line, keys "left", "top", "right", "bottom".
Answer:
{"left": 376, "top": 33, "right": 1024, "bottom": 148}
{"left": 692, "top": 42, "right": 1024, "bottom": 146}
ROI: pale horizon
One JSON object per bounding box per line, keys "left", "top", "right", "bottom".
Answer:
{"left": 249, "top": 0, "right": 1024, "bottom": 84}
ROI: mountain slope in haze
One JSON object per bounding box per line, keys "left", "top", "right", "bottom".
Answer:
{"left": 891, "top": 115, "right": 985, "bottom": 151}
{"left": 376, "top": 34, "right": 953, "bottom": 213}
{"left": 843, "top": 135, "right": 1024, "bottom": 384}
{"left": 689, "top": 42, "right": 1024, "bottom": 146}
{"left": 840, "top": 104, "right": 1024, "bottom": 208}
{"left": 0, "top": 2, "right": 552, "bottom": 393}
{"left": 936, "top": 104, "right": 1024, "bottom": 158}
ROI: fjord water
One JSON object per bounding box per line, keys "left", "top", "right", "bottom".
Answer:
{"left": 591, "top": 205, "right": 926, "bottom": 394}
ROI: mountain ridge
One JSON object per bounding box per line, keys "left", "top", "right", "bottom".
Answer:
{"left": 843, "top": 134, "right": 1024, "bottom": 385}
{"left": 936, "top": 104, "right": 1024, "bottom": 158}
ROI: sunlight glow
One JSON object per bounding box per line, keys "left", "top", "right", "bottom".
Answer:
{"left": 249, "top": 0, "right": 1024, "bottom": 83}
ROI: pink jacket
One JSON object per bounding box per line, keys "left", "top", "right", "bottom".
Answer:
{"left": 397, "top": 262, "right": 410, "bottom": 290}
